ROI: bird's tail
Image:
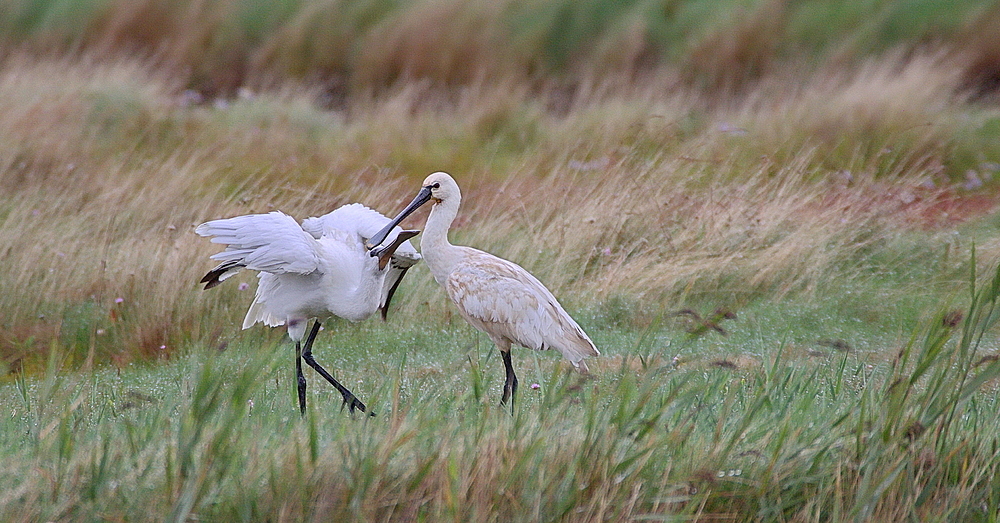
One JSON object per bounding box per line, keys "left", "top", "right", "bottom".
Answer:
{"left": 242, "top": 275, "right": 285, "bottom": 329}
{"left": 553, "top": 331, "right": 600, "bottom": 374}
{"left": 242, "top": 299, "right": 285, "bottom": 330}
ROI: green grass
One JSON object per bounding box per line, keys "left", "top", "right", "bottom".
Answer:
{"left": 4, "top": 258, "right": 1000, "bottom": 521}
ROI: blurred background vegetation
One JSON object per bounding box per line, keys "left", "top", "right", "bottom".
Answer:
{"left": 1, "top": 0, "right": 999, "bottom": 98}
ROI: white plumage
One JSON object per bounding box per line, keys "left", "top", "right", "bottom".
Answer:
{"left": 196, "top": 203, "right": 420, "bottom": 415}
{"left": 367, "top": 172, "right": 598, "bottom": 409}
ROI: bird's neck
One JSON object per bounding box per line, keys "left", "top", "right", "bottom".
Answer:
{"left": 422, "top": 196, "right": 462, "bottom": 285}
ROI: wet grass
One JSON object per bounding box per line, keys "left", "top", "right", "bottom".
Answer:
{"left": 4, "top": 258, "right": 1000, "bottom": 521}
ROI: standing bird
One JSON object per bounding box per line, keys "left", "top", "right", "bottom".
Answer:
{"left": 196, "top": 203, "right": 420, "bottom": 415}
{"left": 366, "top": 172, "right": 599, "bottom": 410}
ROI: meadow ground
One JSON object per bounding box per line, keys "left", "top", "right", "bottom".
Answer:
{"left": 4, "top": 1, "right": 1000, "bottom": 520}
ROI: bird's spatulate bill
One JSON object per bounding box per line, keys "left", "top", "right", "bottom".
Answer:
{"left": 367, "top": 186, "right": 434, "bottom": 251}
{"left": 375, "top": 230, "right": 420, "bottom": 269}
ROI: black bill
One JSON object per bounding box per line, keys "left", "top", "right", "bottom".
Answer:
{"left": 366, "top": 185, "right": 434, "bottom": 252}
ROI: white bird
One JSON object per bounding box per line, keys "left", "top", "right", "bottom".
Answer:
{"left": 196, "top": 203, "right": 420, "bottom": 415}
{"left": 367, "top": 172, "right": 599, "bottom": 410}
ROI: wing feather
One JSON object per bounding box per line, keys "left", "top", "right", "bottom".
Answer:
{"left": 445, "top": 252, "right": 598, "bottom": 366}
{"left": 195, "top": 211, "right": 321, "bottom": 274}
{"left": 302, "top": 203, "right": 420, "bottom": 267}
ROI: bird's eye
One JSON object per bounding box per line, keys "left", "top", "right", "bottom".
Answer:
{"left": 431, "top": 182, "right": 441, "bottom": 189}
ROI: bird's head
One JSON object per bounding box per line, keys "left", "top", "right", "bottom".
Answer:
{"left": 366, "top": 171, "right": 458, "bottom": 250}
{"left": 421, "top": 171, "right": 460, "bottom": 204}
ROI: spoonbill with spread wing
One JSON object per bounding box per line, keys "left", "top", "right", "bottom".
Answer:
{"left": 367, "top": 172, "right": 598, "bottom": 411}
{"left": 197, "top": 203, "right": 420, "bottom": 415}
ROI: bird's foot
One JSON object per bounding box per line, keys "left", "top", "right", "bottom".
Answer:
{"left": 341, "top": 394, "right": 373, "bottom": 416}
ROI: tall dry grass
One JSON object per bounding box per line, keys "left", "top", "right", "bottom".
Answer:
{"left": 0, "top": 45, "right": 997, "bottom": 369}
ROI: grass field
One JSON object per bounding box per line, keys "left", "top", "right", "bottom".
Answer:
{"left": 3, "top": 0, "right": 1000, "bottom": 520}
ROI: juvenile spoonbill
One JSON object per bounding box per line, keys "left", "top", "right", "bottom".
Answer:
{"left": 196, "top": 203, "right": 420, "bottom": 415}
{"left": 367, "top": 172, "right": 599, "bottom": 410}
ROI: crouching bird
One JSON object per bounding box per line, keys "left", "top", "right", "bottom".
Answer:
{"left": 367, "top": 172, "right": 599, "bottom": 411}
{"left": 196, "top": 203, "right": 420, "bottom": 415}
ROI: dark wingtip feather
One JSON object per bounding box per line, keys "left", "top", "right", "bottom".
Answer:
{"left": 202, "top": 278, "right": 223, "bottom": 290}
{"left": 200, "top": 261, "right": 244, "bottom": 291}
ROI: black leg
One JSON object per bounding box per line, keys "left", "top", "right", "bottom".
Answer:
{"left": 301, "top": 321, "right": 370, "bottom": 415}
{"left": 302, "top": 320, "right": 322, "bottom": 359}
{"left": 500, "top": 349, "right": 518, "bottom": 414}
{"left": 296, "top": 341, "right": 307, "bottom": 416}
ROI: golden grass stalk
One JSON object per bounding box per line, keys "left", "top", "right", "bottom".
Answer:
{"left": 0, "top": 48, "right": 994, "bottom": 368}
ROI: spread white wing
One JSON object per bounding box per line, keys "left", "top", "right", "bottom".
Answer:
{"left": 195, "top": 211, "right": 322, "bottom": 274}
